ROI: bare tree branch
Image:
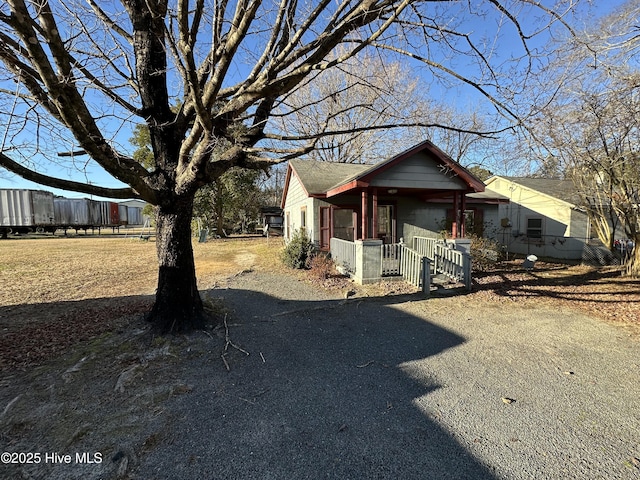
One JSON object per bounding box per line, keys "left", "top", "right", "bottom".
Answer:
{"left": 0, "top": 151, "right": 139, "bottom": 199}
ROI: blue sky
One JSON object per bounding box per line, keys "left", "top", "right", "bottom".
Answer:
{"left": 0, "top": 0, "right": 630, "bottom": 201}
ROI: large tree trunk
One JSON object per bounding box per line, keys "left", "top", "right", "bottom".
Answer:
{"left": 147, "top": 195, "right": 206, "bottom": 334}
{"left": 625, "top": 234, "right": 640, "bottom": 278}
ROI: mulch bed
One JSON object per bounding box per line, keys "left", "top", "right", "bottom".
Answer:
{"left": 471, "top": 261, "right": 640, "bottom": 332}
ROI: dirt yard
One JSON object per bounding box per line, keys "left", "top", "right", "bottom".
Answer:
{"left": 0, "top": 235, "right": 639, "bottom": 479}
{"left": 1, "top": 234, "right": 639, "bottom": 371}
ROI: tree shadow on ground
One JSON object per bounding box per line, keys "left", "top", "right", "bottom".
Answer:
{"left": 132, "top": 283, "right": 498, "bottom": 480}
{"left": 468, "top": 262, "right": 640, "bottom": 305}
{"left": 0, "top": 296, "right": 154, "bottom": 371}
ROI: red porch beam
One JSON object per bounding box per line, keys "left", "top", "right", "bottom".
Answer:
{"left": 361, "top": 190, "right": 368, "bottom": 240}
{"left": 452, "top": 192, "right": 459, "bottom": 239}
{"left": 372, "top": 188, "right": 378, "bottom": 241}
{"left": 460, "top": 191, "right": 467, "bottom": 238}
{"left": 326, "top": 180, "right": 369, "bottom": 197}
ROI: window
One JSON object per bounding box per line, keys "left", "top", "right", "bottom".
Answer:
{"left": 300, "top": 206, "right": 307, "bottom": 233}
{"left": 285, "top": 212, "right": 291, "bottom": 239}
{"left": 333, "top": 208, "right": 355, "bottom": 241}
{"left": 526, "top": 218, "right": 543, "bottom": 239}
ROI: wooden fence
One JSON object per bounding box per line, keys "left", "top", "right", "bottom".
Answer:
{"left": 381, "top": 243, "right": 401, "bottom": 276}
{"left": 413, "top": 236, "right": 438, "bottom": 259}
{"left": 398, "top": 245, "right": 431, "bottom": 292}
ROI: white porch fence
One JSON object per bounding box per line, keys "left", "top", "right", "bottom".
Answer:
{"left": 381, "top": 243, "right": 401, "bottom": 276}
{"left": 413, "top": 236, "right": 438, "bottom": 259}
{"left": 398, "top": 245, "right": 431, "bottom": 290}
{"left": 329, "top": 236, "right": 472, "bottom": 294}
{"left": 330, "top": 237, "right": 356, "bottom": 275}
{"left": 432, "top": 242, "right": 471, "bottom": 286}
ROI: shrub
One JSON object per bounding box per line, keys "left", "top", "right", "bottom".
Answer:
{"left": 469, "top": 234, "right": 504, "bottom": 271}
{"left": 308, "top": 252, "right": 336, "bottom": 280}
{"left": 281, "top": 229, "right": 315, "bottom": 269}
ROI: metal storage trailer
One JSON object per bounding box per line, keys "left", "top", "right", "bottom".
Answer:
{"left": 126, "top": 206, "right": 143, "bottom": 226}
{"left": 96, "top": 201, "right": 121, "bottom": 230}
{"left": 109, "top": 202, "right": 120, "bottom": 225}
{"left": 54, "top": 197, "right": 90, "bottom": 228}
{"left": 0, "top": 189, "right": 55, "bottom": 233}
{"left": 87, "top": 199, "right": 103, "bottom": 226}
{"left": 118, "top": 204, "right": 128, "bottom": 225}
{"left": 54, "top": 197, "right": 73, "bottom": 225}
{"left": 96, "top": 201, "right": 120, "bottom": 227}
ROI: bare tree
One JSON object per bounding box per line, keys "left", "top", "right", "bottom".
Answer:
{"left": 277, "top": 49, "right": 517, "bottom": 167}
{"left": 0, "top": 0, "right": 578, "bottom": 332}
{"left": 527, "top": 0, "right": 640, "bottom": 275}
{"left": 276, "top": 51, "right": 422, "bottom": 164}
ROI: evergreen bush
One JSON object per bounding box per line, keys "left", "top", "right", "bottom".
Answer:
{"left": 281, "top": 229, "right": 315, "bottom": 269}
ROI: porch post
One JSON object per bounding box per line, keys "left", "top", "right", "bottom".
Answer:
{"left": 452, "top": 192, "right": 459, "bottom": 239}
{"left": 361, "top": 190, "right": 368, "bottom": 240}
{"left": 372, "top": 188, "right": 378, "bottom": 241}
{"left": 460, "top": 191, "right": 467, "bottom": 238}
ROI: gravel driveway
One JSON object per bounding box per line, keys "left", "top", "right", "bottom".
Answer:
{"left": 130, "top": 271, "right": 640, "bottom": 480}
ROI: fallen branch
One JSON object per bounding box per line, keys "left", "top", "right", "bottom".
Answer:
{"left": 356, "top": 360, "right": 390, "bottom": 368}
{"left": 220, "top": 314, "right": 249, "bottom": 371}
{"left": 271, "top": 299, "right": 357, "bottom": 318}
{"left": 1, "top": 394, "right": 22, "bottom": 419}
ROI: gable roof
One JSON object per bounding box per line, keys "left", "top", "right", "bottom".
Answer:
{"left": 282, "top": 140, "right": 485, "bottom": 203}
{"left": 351, "top": 140, "right": 484, "bottom": 192}
{"left": 486, "top": 176, "right": 581, "bottom": 206}
{"left": 287, "top": 160, "right": 369, "bottom": 196}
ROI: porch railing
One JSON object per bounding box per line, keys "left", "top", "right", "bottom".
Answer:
{"left": 329, "top": 236, "right": 472, "bottom": 292}
{"left": 398, "top": 245, "right": 430, "bottom": 290}
{"left": 330, "top": 237, "right": 356, "bottom": 274}
{"left": 381, "top": 243, "right": 401, "bottom": 276}
{"left": 413, "top": 236, "right": 438, "bottom": 259}
{"left": 432, "top": 241, "right": 472, "bottom": 290}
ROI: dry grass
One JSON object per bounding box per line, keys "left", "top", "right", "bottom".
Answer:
{"left": 0, "top": 234, "right": 285, "bottom": 307}
{"left": 2, "top": 235, "right": 639, "bottom": 371}
{"left": 0, "top": 234, "right": 287, "bottom": 371}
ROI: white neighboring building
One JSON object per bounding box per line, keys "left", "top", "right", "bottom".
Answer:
{"left": 484, "top": 176, "right": 621, "bottom": 262}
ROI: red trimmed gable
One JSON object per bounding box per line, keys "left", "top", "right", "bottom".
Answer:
{"left": 325, "top": 140, "right": 484, "bottom": 197}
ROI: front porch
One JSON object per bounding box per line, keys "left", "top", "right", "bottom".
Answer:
{"left": 330, "top": 236, "right": 472, "bottom": 294}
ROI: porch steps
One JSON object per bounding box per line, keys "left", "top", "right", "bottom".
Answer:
{"left": 432, "top": 273, "right": 453, "bottom": 286}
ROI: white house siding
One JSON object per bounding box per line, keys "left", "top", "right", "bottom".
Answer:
{"left": 486, "top": 177, "right": 595, "bottom": 260}
{"left": 282, "top": 174, "right": 316, "bottom": 242}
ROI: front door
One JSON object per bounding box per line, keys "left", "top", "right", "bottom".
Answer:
{"left": 377, "top": 204, "right": 396, "bottom": 244}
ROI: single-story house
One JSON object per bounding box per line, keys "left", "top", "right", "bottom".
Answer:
{"left": 483, "top": 175, "right": 623, "bottom": 262}
{"left": 281, "top": 140, "right": 504, "bottom": 250}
